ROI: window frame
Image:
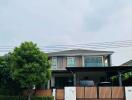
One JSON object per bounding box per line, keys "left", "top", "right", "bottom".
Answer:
{"left": 51, "top": 57, "right": 58, "bottom": 69}
{"left": 84, "top": 56, "right": 104, "bottom": 67}
{"left": 67, "top": 57, "right": 76, "bottom": 67}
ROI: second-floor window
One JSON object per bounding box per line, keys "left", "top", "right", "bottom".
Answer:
{"left": 84, "top": 56, "right": 104, "bottom": 67}
{"left": 67, "top": 57, "right": 76, "bottom": 67}
{"left": 51, "top": 57, "right": 57, "bottom": 69}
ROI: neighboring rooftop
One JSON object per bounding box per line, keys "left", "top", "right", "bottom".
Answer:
{"left": 47, "top": 49, "right": 114, "bottom": 56}
{"left": 121, "top": 60, "right": 132, "bottom": 66}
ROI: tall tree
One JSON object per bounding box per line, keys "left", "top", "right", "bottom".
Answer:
{"left": 0, "top": 54, "right": 21, "bottom": 95}
{"left": 9, "top": 42, "right": 51, "bottom": 100}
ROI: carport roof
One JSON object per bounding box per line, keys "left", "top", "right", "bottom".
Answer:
{"left": 66, "top": 66, "right": 132, "bottom": 73}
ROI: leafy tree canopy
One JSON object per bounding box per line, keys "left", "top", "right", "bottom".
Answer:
{"left": 0, "top": 54, "right": 12, "bottom": 87}
{"left": 0, "top": 54, "right": 21, "bottom": 95}
{"left": 9, "top": 41, "right": 51, "bottom": 89}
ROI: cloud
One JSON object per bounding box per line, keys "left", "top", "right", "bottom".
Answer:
{"left": 0, "top": 0, "right": 132, "bottom": 65}
{"left": 1, "top": 0, "right": 131, "bottom": 44}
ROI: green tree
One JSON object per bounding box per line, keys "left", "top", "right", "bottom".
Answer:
{"left": 0, "top": 54, "right": 21, "bottom": 95}
{"left": 9, "top": 42, "right": 51, "bottom": 100}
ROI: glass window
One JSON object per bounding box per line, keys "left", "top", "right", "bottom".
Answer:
{"left": 67, "top": 57, "right": 76, "bottom": 67}
{"left": 51, "top": 57, "right": 57, "bottom": 69}
{"left": 84, "top": 56, "right": 104, "bottom": 67}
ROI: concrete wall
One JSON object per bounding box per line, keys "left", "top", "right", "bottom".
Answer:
{"left": 50, "top": 56, "right": 82, "bottom": 70}
{"left": 50, "top": 55, "right": 111, "bottom": 70}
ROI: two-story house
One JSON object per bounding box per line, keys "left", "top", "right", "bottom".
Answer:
{"left": 48, "top": 49, "right": 114, "bottom": 88}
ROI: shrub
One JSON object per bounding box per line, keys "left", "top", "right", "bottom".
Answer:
{"left": 0, "top": 96, "right": 54, "bottom": 100}
{"left": 0, "top": 95, "right": 19, "bottom": 100}
{"left": 31, "top": 96, "right": 54, "bottom": 100}
{"left": 19, "top": 96, "right": 27, "bottom": 100}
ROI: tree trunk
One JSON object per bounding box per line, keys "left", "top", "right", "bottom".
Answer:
{"left": 28, "top": 93, "right": 31, "bottom": 100}
{"left": 28, "top": 88, "right": 32, "bottom": 100}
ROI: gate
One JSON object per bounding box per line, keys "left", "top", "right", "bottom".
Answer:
{"left": 34, "top": 86, "right": 125, "bottom": 100}
{"left": 55, "top": 87, "right": 125, "bottom": 100}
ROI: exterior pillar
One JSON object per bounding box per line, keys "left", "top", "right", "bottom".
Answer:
{"left": 51, "top": 76, "right": 55, "bottom": 88}
{"left": 47, "top": 80, "right": 50, "bottom": 89}
{"left": 108, "top": 55, "right": 112, "bottom": 66}
{"left": 118, "top": 71, "right": 122, "bottom": 86}
{"left": 73, "top": 73, "right": 76, "bottom": 86}
{"left": 82, "top": 56, "right": 85, "bottom": 67}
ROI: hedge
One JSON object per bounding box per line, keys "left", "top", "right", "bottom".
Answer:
{"left": 0, "top": 95, "right": 54, "bottom": 100}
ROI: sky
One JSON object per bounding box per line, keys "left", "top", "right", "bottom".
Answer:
{"left": 0, "top": 0, "right": 132, "bottom": 65}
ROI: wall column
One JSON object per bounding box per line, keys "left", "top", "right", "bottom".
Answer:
{"left": 82, "top": 56, "right": 84, "bottom": 67}
{"left": 73, "top": 73, "right": 76, "bottom": 86}
{"left": 47, "top": 80, "right": 50, "bottom": 89}
{"left": 118, "top": 71, "right": 122, "bottom": 86}
{"left": 108, "top": 55, "right": 112, "bottom": 66}
{"left": 51, "top": 76, "right": 55, "bottom": 88}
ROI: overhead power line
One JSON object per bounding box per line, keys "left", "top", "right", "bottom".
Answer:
{"left": 0, "top": 40, "right": 132, "bottom": 52}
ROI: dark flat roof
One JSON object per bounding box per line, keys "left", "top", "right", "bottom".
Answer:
{"left": 52, "top": 70, "right": 69, "bottom": 74}
{"left": 66, "top": 66, "right": 132, "bottom": 73}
